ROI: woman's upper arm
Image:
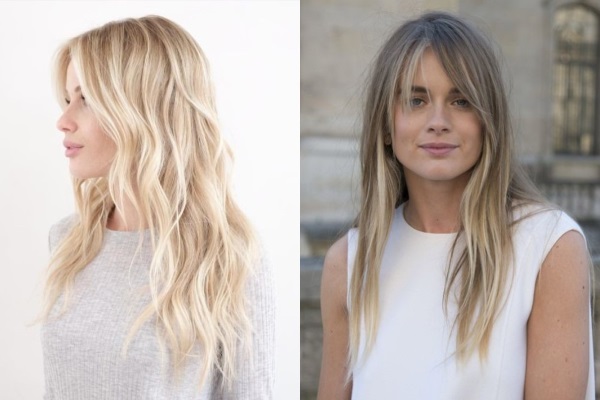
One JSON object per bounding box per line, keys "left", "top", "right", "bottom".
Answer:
{"left": 525, "top": 230, "right": 591, "bottom": 400}
{"left": 317, "top": 235, "right": 352, "bottom": 400}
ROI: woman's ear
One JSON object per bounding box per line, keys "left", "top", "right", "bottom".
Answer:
{"left": 384, "top": 134, "right": 392, "bottom": 146}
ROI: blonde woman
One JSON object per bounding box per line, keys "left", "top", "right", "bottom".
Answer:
{"left": 318, "top": 11, "right": 594, "bottom": 399}
{"left": 41, "top": 16, "right": 274, "bottom": 399}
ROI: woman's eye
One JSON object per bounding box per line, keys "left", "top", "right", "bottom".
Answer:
{"left": 454, "top": 98, "right": 469, "bottom": 107}
{"left": 409, "top": 98, "right": 425, "bottom": 107}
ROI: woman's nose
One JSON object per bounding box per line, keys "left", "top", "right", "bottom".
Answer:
{"left": 426, "top": 104, "right": 451, "bottom": 134}
{"left": 56, "top": 109, "right": 77, "bottom": 134}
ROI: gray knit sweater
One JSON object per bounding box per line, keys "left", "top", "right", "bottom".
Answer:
{"left": 42, "top": 215, "right": 275, "bottom": 399}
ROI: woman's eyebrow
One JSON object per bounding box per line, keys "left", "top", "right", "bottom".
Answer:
{"left": 410, "top": 86, "right": 461, "bottom": 94}
{"left": 410, "top": 86, "right": 428, "bottom": 94}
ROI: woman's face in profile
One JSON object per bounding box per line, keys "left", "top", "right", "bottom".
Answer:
{"left": 392, "top": 49, "right": 482, "bottom": 187}
{"left": 56, "top": 62, "right": 116, "bottom": 179}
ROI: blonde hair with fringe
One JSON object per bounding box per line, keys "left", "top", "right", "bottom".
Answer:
{"left": 42, "top": 15, "right": 258, "bottom": 389}
{"left": 349, "top": 11, "right": 546, "bottom": 371}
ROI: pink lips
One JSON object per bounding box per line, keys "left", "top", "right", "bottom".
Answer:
{"left": 419, "top": 143, "right": 458, "bottom": 156}
{"left": 63, "top": 140, "right": 83, "bottom": 158}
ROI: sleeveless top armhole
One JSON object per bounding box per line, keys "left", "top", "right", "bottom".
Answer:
{"left": 515, "top": 208, "right": 586, "bottom": 303}
{"left": 346, "top": 228, "right": 359, "bottom": 312}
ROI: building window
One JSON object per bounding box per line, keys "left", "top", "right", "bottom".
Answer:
{"left": 553, "top": 5, "right": 599, "bottom": 155}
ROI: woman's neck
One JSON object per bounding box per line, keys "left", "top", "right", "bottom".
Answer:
{"left": 403, "top": 174, "right": 469, "bottom": 234}
{"left": 106, "top": 197, "right": 147, "bottom": 232}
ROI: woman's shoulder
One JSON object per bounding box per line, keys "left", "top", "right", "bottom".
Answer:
{"left": 48, "top": 214, "right": 78, "bottom": 251}
{"left": 325, "top": 234, "right": 349, "bottom": 272}
{"left": 321, "top": 234, "right": 349, "bottom": 312}
{"left": 323, "top": 234, "right": 350, "bottom": 284}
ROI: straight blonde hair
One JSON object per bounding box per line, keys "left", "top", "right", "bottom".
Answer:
{"left": 42, "top": 15, "right": 258, "bottom": 389}
{"left": 349, "top": 11, "right": 545, "bottom": 370}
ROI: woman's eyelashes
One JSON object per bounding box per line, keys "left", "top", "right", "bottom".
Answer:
{"left": 406, "top": 96, "right": 471, "bottom": 109}
{"left": 453, "top": 99, "right": 470, "bottom": 109}
{"left": 64, "top": 95, "right": 86, "bottom": 106}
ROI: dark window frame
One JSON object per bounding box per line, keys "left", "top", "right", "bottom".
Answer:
{"left": 553, "top": 4, "right": 600, "bottom": 156}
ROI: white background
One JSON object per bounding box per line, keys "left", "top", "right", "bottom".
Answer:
{"left": 0, "top": 1, "right": 299, "bottom": 398}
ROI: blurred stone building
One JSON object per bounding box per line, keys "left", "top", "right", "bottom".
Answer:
{"left": 301, "top": 0, "right": 600, "bottom": 398}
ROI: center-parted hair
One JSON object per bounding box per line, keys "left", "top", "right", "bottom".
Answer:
{"left": 350, "top": 11, "right": 544, "bottom": 371}
{"left": 42, "top": 15, "right": 258, "bottom": 389}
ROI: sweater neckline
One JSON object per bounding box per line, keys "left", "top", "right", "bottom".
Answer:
{"left": 103, "top": 227, "right": 151, "bottom": 242}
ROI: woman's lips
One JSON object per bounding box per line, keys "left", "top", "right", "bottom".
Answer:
{"left": 63, "top": 141, "right": 83, "bottom": 158}
{"left": 419, "top": 143, "right": 458, "bottom": 156}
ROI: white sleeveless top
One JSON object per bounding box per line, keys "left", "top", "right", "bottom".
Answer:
{"left": 347, "top": 204, "right": 595, "bottom": 399}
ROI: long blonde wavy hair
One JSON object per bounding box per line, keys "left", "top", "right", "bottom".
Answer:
{"left": 349, "top": 11, "right": 546, "bottom": 369}
{"left": 41, "top": 15, "right": 258, "bottom": 389}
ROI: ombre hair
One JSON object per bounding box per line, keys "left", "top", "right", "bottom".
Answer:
{"left": 349, "top": 11, "right": 545, "bottom": 370}
{"left": 42, "top": 15, "right": 258, "bottom": 389}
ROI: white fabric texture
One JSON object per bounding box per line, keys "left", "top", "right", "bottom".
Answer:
{"left": 42, "top": 215, "right": 274, "bottom": 399}
{"left": 347, "top": 203, "right": 594, "bottom": 399}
